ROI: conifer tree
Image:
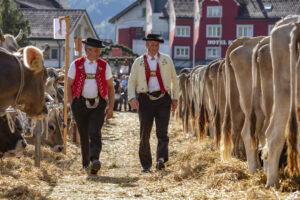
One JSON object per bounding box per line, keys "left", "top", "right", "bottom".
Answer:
{"left": 0, "top": 0, "right": 31, "bottom": 46}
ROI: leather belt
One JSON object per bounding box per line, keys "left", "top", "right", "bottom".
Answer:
{"left": 80, "top": 96, "right": 100, "bottom": 109}
{"left": 147, "top": 91, "right": 165, "bottom": 101}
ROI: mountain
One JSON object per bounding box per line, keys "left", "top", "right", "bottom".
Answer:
{"left": 68, "top": 0, "right": 135, "bottom": 42}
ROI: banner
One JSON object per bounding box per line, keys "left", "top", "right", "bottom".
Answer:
{"left": 53, "top": 18, "right": 66, "bottom": 39}
{"left": 169, "top": 0, "right": 176, "bottom": 50}
{"left": 194, "top": 0, "right": 201, "bottom": 46}
{"left": 146, "top": 0, "right": 152, "bottom": 36}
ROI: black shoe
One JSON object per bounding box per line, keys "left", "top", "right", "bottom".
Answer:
{"left": 141, "top": 167, "right": 150, "bottom": 173}
{"left": 156, "top": 159, "right": 165, "bottom": 170}
{"left": 90, "top": 160, "right": 101, "bottom": 175}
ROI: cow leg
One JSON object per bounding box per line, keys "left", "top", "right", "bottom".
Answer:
{"left": 231, "top": 110, "right": 244, "bottom": 158}
{"left": 265, "top": 119, "right": 286, "bottom": 188}
{"left": 190, "top": 117, "right": 196, "bottom": 136}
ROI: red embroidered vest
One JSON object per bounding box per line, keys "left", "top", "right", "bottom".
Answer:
{"left": 143, "top": 53, "right": 166, "bottom": 93}
{"left": 72, "top": 57, "right": 107, "bottom": 98}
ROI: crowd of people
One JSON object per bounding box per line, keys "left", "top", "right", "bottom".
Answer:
{"left": 113, "top": 74, "right": 133, "bottom": 112}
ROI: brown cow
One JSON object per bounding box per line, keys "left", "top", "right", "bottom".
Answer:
{"left": 263, "top": 15, "right": 300, "bottom": 188}
{"left": 25, "top": 108, "right": 64, "bottom": 152}
{"left": 0, "top": 45, "right": 48, "bottom": 118}
{"left": 0, "top": 29, "right": 23, "bottom": 52}
{"left": 225, "top": 36, "right": 266, "bottom": 173}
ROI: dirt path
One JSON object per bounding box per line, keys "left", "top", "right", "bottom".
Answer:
{"left": 1, "top": 112, "right": 300, "bottom": 199}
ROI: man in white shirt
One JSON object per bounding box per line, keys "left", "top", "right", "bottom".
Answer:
{"left": 67, "top": 38, "right": 114, "bottom": 175}
{"left": 128, "top": 34, "right": 179, "bottom": 173}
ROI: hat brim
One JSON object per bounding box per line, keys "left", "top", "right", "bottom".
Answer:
{"left": 143, "top": 38, "right": 164, "bottom": 43}
{"left": 82, "top": 41, "right": 106, "bottom": 48}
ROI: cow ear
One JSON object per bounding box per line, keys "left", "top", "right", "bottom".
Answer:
{"left": 23, "top": 46, "right": 44, "bottom": 73}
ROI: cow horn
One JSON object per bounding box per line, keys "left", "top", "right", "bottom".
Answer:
{"left": 15, "top": 29, "right": 23, "bottom": 42}
{"left": 0, "top": 29, "right": 5, "bottom": 42}
{"left": 43, "top": 44, "right": 50, "bottom": 57}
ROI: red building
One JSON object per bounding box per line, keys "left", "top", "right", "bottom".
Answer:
{"left": 110, "top": 0, "right": 299, "bottom": 68}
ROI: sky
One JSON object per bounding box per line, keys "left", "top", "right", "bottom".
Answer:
{"left": 68, "top": 0, "right": 136, "bottom": 42}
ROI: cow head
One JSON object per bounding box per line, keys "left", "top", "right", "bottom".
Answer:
{"left": 0, "top": 116, "right": 27, "bottom": 158}
{"left": 17, "top": 46, "right": 48, "bottom": 119}
{"left": 0, "top": 29, "right": 22, "bottom": 52}
{"left": 43, "top": 108, "right": 64, "bottom": 152}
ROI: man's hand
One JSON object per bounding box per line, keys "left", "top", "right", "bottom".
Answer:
{"left": 171, "top": 100, "right": 178, "bottom": 111}
{"left": 105, "top": 107, "right": 113, "bottom": 120}
{"left": 129, "top": 98, "right": 139, "bottom": 111}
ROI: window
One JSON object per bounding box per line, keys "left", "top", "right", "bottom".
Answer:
{"left": 51, "top": 48, "right": 58, "bottom": 59}
{"left": 206, "top": 47, "right": 221, "bottom": 60}
{"left": 237, "top": 25, "right": 253, "bottom": 37}
{"left": 206, "top": 25, "right": 222, "bottom": 38}
{"left": 175, "top": 26, "right": 190, "bottom": 37}
{"left": 174, "top": 46, "right": 189, "bottom": 59}
{"left": 207, "top": 6, "right": 222, "bottom": 18}
{"left": 142, "top": 8, "right": 146, "bottom": 17}
{"left": 268, "top": 24, "right": 275, "bottom": 35}
{"left": 43, "top": 47, "right": 59, "bottom": 60}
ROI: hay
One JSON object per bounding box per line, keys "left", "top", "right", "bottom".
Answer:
{"left": 0, "top": 112, "right": 300, "bottom": 199}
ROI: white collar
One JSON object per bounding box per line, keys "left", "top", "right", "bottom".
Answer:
{"left": 147, "top": 53, "right": 158, "bottom": 60}
{"left": 86, "top": 57, "right": 96, "bottom": 64}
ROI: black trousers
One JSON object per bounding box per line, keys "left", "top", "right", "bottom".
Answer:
{"left": 138, "top": 92, "right": 172, "bottom": 168}
{"left": 71, "top": 96, "right": 107, "bottom": 167}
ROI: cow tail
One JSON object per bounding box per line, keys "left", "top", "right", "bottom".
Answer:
{"left": 222, "top": 104, "right": 232, "bottom": 161}
{"left": 214, "top": 61, "right": 224, "bottom": 150}
{"left": 286, "top": 22, "right": 300, "bottom": 176}
{"left": 198, "top": 67, "right": 210, "bottom": 140}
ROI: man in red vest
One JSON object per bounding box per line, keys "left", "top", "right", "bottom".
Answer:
{"left": 128, "top": 34, "right": 179, "bottom": 172}
{"left": 67, "top": 38, "right": 115, "bottom": 175}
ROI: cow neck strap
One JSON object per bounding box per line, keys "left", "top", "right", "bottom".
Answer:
{"left": 15, "top": 56, "right": 25, "bottom": 108}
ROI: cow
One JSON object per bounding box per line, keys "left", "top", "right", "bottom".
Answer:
{"left": 178, "top": 70, "right": 191, "bottom": 133}
{"left": 25, "top": 107, "right": 64, "bottom": 152}
{"left": 263, "top": 15, "right": 300, "bottom": 188}
{"left": 0, "top": 29, "right": 23, "bottom": 52}
{"left": 206, "top": 59, "right": 225, "bottom": 148}
{"left": 0, "top": 45, "right": 48, "bottom": 118}
{"left": 222, "top": 39, "right": 246, "bottom": 161}
{"left": 224, "top": 36, "right": 266, "bottom": 173}
{"left": 0, "top": 115, "right": 27, "bottom": 158}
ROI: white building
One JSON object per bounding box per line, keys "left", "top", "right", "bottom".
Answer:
{"left": 109, "top": 0, "right": 171, "bottom": 56}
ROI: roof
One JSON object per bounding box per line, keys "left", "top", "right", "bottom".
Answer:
{"left": 161, "top": 0, "right": 196, "bottom": 19}
{"left": 14, "top": 0, "right": 63, "bottom": 9}
{"left": 109, "top": 0, "right": 167, "bottom": 24}
{"left": 160, "top": 0, "right": 300, "bottom": 20}
{"left": 235, "top": 0, "right": 300, "bottom": 19}
{"left": 109, "top": 0, "right": 143, "bottom": 23}
{"left": 21, "top": 9, "right": 98, "bottom": 39}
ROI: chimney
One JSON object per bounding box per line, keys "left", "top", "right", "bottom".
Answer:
{"left": 57, "top": 0, "right": 68, "bottom": 9}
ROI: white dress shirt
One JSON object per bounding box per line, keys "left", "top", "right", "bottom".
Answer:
{"left": 146, "top": 54, "right": 160, "bottom": 93}
{"left": 68, "top": 57, "right": 112, "bottom": 98}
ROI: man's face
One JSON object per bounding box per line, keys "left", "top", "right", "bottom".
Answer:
{"left": 146, "top": 41, "right": 160, "bottom": 56}
{"left": 86, "top": 46, "right": 101, "bottom": 61}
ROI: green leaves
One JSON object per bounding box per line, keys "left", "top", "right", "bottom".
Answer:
{"left": 0, "top": 0, "right": 31, "bottom": 47}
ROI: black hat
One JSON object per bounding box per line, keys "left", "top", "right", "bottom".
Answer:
{"left": 82, "top": 37, "right": 105, "bottom": 48}
{"left": 143, "top": 34, "right": 164, "bottom": 43}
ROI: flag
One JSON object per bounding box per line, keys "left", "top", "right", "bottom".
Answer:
{"left": 146, "top": 0, "right": 152, "bottom": 36}
{"left": 169, "top": 0, "right": 176, "bottom": 49}
{"left": 194, "top": 0, "right": 201, "bottom": 46}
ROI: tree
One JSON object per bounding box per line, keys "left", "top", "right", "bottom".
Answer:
{"left": 0, "top": 0, "right": 31, "bottom": 47}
